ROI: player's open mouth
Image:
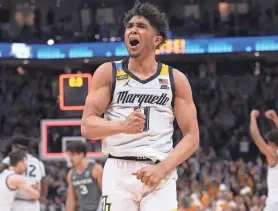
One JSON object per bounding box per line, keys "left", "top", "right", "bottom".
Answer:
{"left": 129, "top": 39, "right": 140, "bottom": 48}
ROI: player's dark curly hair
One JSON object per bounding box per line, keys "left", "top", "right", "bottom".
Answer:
{"left": 12, "top": 136, "right": 29, "bottom": 151}
{"left": 265, "top": 129, "right": 278, "bottom": 146}
{"left": 123, "top": 0, "right": 169, "bottom": 48}
{"left": 66, "top": 142, "right": 87, "bottom": 157}
{"left": 9, "top": 150, "right": 27, "bottom": 166}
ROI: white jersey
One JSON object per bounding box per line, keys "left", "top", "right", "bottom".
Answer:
{"left": 2, "top": 154, "right": 45, "bottom": 200}
{"left": 267, "top": 151, "right": 278, "bottom": 202}
{"left": 103, "top": 60, "right": 175, "bottom": 161}
{"left": 0, "top": 169, "right": 18, "bottom": 211}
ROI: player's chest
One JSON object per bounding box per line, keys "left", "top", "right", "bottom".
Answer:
{"left": 25, "top": 163, "right": 40, "bottom": 178}
{"left": 113, "top": 79, "right": 172, "bottom": 107}
{"left": 72, "top": 171, "right": 94, "bottom": 187}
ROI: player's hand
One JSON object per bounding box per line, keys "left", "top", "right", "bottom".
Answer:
{"left": 265, "top": 110, "right": 277, "bottom": 120}
{"left": 31, "top": 183, "right": 39, "bottom": 190}
{"left": 40, "top": 196, "right": 48, "bottom": 204}
{"left": 131, "top": 163, "right": 168, "bottom": 189}
{"left": 250, "top": 110, "right": 260, "bottom": 119}
{"left": 123, "top": 109, "right": 146, "bottom": 134}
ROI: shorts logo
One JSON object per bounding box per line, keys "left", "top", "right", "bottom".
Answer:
{"left": 102, "top": 196, "right": 111, "bottom": 211}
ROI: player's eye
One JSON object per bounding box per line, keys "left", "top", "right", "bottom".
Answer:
{"left": 126, "top": 24, "right": 133, "bottom": 28}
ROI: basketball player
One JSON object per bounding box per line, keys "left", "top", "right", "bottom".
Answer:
{"left": 0, "top": 150, "right": 40, "bottom": 211}
{"left": 81, "top": 1, "right": 199, "bottom": 210}
{"left": 250, "top": 109, "right": 278, "bottom": 211}
{"left": 0, "top": 136, "right": 46, "bottom": 211}
{"left": 66, "top": 142, "right": 103, "bottom": 211}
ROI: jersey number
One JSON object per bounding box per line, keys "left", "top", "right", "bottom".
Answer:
{"left": 79, "top": 185, "right": 88, "bottom": 195}
{"left": 134, "top": 106, "right": 150, "bottom": 132}
{"left": 26, "top": 164, "right": 36, "bottom": 177}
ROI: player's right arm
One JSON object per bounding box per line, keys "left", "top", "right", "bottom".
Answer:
{"left": 250, "top": 110, "right": 277, "bottom": 166}
{"left": 81, "top": 62, "right": 145, "bottom": 140}
{"left": 7, "top": 174, "right": 40, "bottom": 200}
{"left": 66, "top": 169, "right": 76, "bottom": 211}
{"left": 265, "top": 110, "right": 278, "bottom": 128}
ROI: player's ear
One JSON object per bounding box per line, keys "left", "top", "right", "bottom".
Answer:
{"left": 153, "top": 35, "right": 163, "bottom": 49}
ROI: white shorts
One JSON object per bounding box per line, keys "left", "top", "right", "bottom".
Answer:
{"left": 102, "top": 158, "right": 178, "bottom": 211}
{"left": 264, "top": 200, "right": 278, "bottom": 211}
{"left": 12, "top": 200, "right": 40, "bottom": 211}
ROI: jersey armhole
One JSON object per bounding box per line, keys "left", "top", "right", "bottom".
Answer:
{"left": 90, "top": 162, "right": 96, "bottom": 179}
{"left": 6, "top": 174, "right": 17, "bottom": 191}
{"left": 168, "top": 66, "right": 175, "bottom": 108}
{"left": 110, "top": 61, "right": 117, "bottom": 103}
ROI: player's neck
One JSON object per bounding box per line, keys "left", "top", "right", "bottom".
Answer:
{"left": 128, "top": 54, "right": 157, "bottom": 74}
{"left": 75, "top": 159, "right": 88, "bottom": 173}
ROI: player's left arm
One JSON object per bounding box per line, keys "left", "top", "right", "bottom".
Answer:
{"left": 92, "top": 163, "right": 103, "bottom": 192}
{"left": 160, "top": 69, "right": 199, "bottom": 172}
{"left": 250, "top": 110, "right": 277, "bottom": 166}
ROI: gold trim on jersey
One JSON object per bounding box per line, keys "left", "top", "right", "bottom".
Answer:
{"left": 115, "top": 63, "right": 169, "bottom": 81}
{"left": 160, "top": 64, "right": 169, "bottom": 75}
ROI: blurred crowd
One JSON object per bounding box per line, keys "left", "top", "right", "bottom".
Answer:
{"left": 0, "top": 61, "right": 277, "bottom": 210}
{"left": 0, "top": 0, "right": 278, "bottom": 43}
{"left": 177, "top": 148, "right": 268, "bottom": 211}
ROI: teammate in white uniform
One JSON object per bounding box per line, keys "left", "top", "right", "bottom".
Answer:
{"left": 1, "top": 137, "right": 45, "bottom": 211}
{"left": 0, "top": 150, "right": 40, "bottom": 211}
{"left": 81, "top": 1, "right": 199, "bottom": 210}
{"left": 250, "top": 109, "right": 278, "bottom": 211}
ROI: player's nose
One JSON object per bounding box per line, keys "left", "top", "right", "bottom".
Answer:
{"left": 130, "top": 29, "right": 138, "bottom": 35}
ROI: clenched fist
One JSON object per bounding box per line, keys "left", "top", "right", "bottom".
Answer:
{"left": 265, "top": 110, "right": 277, "bottom": 120}
{"left": 123, "top": 109, "right": 146, "bottom": 134}
{"left": 250, "top": 110, "right": 260, "bottom": 118}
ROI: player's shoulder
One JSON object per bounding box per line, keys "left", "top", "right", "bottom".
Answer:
{"left": 27, "top": 154, "right": 41, "bottom": 163}
{"left": 94, "top": 62, "right": 114, "bottom": 76}
{"left": 168, "top": 68, "right": 192, "bottom": 98}
{"left": 92, "top": 62, "right": 115, "bottom": 85}
{"left": 28, "top": 155, "right": 45, "bottom": 167}
{"left": 171, "top": 68, "right": 187, "bottom": 81}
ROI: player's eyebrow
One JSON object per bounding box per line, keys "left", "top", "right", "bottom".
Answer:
{"left": 126, "top": 22, "right": 149, "bottom": 28}
{"left": 136, "top": 22, "right": 148, "bottom": 28}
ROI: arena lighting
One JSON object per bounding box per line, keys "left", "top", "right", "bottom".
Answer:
{"left": 23, "top": 60, "right": 29, "bottom": 64}
{"left": 47, "top": 39, "right": 54, "bottom": 45}
{"left": 5, "top": 35, "right": 278, "bottom": 59}
{"left": 95, "top": 34, "right": 100, "bottom": 39}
